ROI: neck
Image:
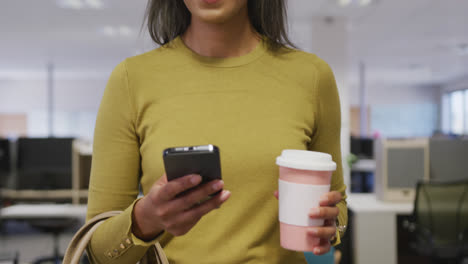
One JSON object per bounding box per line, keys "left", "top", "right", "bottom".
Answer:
{"left": 181, "top": 8, "right": 260, "bottom": 58}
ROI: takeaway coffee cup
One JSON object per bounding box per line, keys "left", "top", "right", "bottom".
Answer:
{"left": 276, "top": 150, "right": 336, "bottom": 252}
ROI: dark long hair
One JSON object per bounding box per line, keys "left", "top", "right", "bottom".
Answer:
{"left": 144, "top": 0, "right": 295, "bottom": 51}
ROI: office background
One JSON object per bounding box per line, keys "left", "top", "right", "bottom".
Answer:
{"left": 1, "top": 0, "right": 468, "bottom": 143}
{"left": 1, "top": 0, "right": 467, "bottom": 263}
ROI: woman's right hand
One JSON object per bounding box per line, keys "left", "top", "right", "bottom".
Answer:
{"left": 132, "top": 174, "right": 230, "bottom": 240}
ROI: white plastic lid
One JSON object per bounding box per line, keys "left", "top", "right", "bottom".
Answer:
{"left": 276, "top": 150, "right": 336, "bottom": 171}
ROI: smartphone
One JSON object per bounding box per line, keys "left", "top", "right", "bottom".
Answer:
{"left": 163, "top": 144, "right": 222, "bottom": 195}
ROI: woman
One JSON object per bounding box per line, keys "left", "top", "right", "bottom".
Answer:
{"left": 86, "top": 0, "right": 347, "bottom": 263}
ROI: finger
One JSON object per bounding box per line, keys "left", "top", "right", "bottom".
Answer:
{"left": 170, "top": 180, "right": 225, "bottom": 212}
{"left": 274, "top": 190, "right": 279, "bottom": 200}
{"left": 309, "top": 206, "right": 339, "bottom": 219}
{"left": 178, "top": 190, "right": 231, "bottom": 224}
{"left": 169, "top": 191, "right": 231, "bottom": 234}
{"left": 158, "top": 174, "right": 202, "bottom": 201}
{"left": 324, "top": 218, "right": 336, "bottom": 227}
{"left": 307, "top": 226, "right": 337, "bottom": 240}
{"left": 319, "top": 191, "right": 342, "bottom": 206}
{"left": 312, "top": 239, "right": 331, "bottom": 256}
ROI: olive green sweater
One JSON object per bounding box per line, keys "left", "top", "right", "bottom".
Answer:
{"left": 86, "top": 36, "right": 347, "bottom": 263}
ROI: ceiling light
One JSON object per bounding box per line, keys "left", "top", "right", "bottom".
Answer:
{"left": 338, "top": 0, "right": 352, "bottom": 7}
{"left": 56, "top": 0, "right": 104, "bottom": 10}
{"left": 99, "top": 26, "right": 133, "bottom": 37}
{"left": 102, "top": 26, "right": 116, "bottom": 37}
{"left": 338, "top": 0, "right": 374, "bottom": 7}
{"left": 84, "top": 0, "right": 104, "bottom": 9}
{"left": 359, "top": 0, "right": 373, "bottom": 6}
{"left": 57, "top": 0, "right": 84, "bottom": 9}
{"left": 119, "top": 26, "right": 132, "bottom": 37}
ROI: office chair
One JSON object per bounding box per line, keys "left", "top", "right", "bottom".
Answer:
{"left": 11, "top": 137, "right": 85, "bottom": 264}
{"left": 29, "top": 218, "right": 78, "bottom": 264}
{"left": 404, "top": 180, "right": 468, "bottom": 264}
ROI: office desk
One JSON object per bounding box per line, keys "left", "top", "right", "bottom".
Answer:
{"left": 72, "top": 139, "right": 92, "bottom": 204}
{"left": 347, "top": 194, "right": 413, "bottom": 264}
{"left": 0, "top": 189, "right": 89, "bottom": 204}
{"left": 0, "top": 204, "right": 87, "bottom": 220}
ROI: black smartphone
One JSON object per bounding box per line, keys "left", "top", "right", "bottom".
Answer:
{"left": 163, "top": 144, "right": 222, "bottom": 195}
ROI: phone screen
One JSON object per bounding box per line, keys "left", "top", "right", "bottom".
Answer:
{"left": 163, "top": 144, "right": 222, "bottom": 184}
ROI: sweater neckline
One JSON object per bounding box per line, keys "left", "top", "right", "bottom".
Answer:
{"left": 171, "top": 35, "right": 267, "bottom": 68}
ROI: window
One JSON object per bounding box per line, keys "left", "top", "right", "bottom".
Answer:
{"left": 443, "top": 89, "right": 468, "bottom": 135}
{"left": 371, "top": 103, "right": 438, "bottom": 138}
{"left": 442, "top": 94, "right": 451, "bottom": 134}
{"left": 465, "top": 90, "right": 468, "bottom": 134}
{"left": 451, "top": 90, "right": 465, "bottom": 135}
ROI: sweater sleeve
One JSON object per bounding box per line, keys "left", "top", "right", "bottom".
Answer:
{"left": 86, "top": 61, "right": 161, "bottom": 263}
{"left": 308, "top": 59, "right": 348, "bottom": 246}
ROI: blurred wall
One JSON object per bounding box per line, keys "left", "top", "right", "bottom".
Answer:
{"left": 349, "top": 83, "right": 441, "bottom": 137}
{"left": 0, "top": 76, "right": 107, "bottom": 138}
{"left": 0, "top": 78, "right": 106, "bottom": 112}
{"left": 349, "top": 83, "right": 440, "bottom": 106}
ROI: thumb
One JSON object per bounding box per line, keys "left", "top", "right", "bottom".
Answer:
{"left": 147, "top": 174, "right": 168, "bottom": 200}
{"left": 154, "top": 173, "right": 168, "bottom": 188}
{"left": 274, "top": 190, "right": 279, "bottom": 200}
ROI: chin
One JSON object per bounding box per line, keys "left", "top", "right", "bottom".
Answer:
{"left": 197, "top": 9, "right": 233, "bottom": 24}
{"left": 184, "top": 0, "right": 248, "bottom": 24}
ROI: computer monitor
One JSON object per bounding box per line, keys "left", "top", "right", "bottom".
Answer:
{"left": 375, "top": 138, "right": 430, "bottom": 202}
{"left": 350, "top": 137, "right": 374, "bottom": 159}
{"left": 429, "top": 138, "right": 468, "bottom": 182}
{"left": 0, "top": 138, "right": 11, "bottom": 188}
{"left": 16, "top": 137, "right": 74, "bottom": 190}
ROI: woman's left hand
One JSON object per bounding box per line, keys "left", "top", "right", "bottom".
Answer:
{"left": 273, "top": 190, "right": 342, "bottom": 255}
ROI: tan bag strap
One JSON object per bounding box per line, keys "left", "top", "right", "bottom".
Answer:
{"left": 63, "top": 211, "right": 168, "bottom": 264}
